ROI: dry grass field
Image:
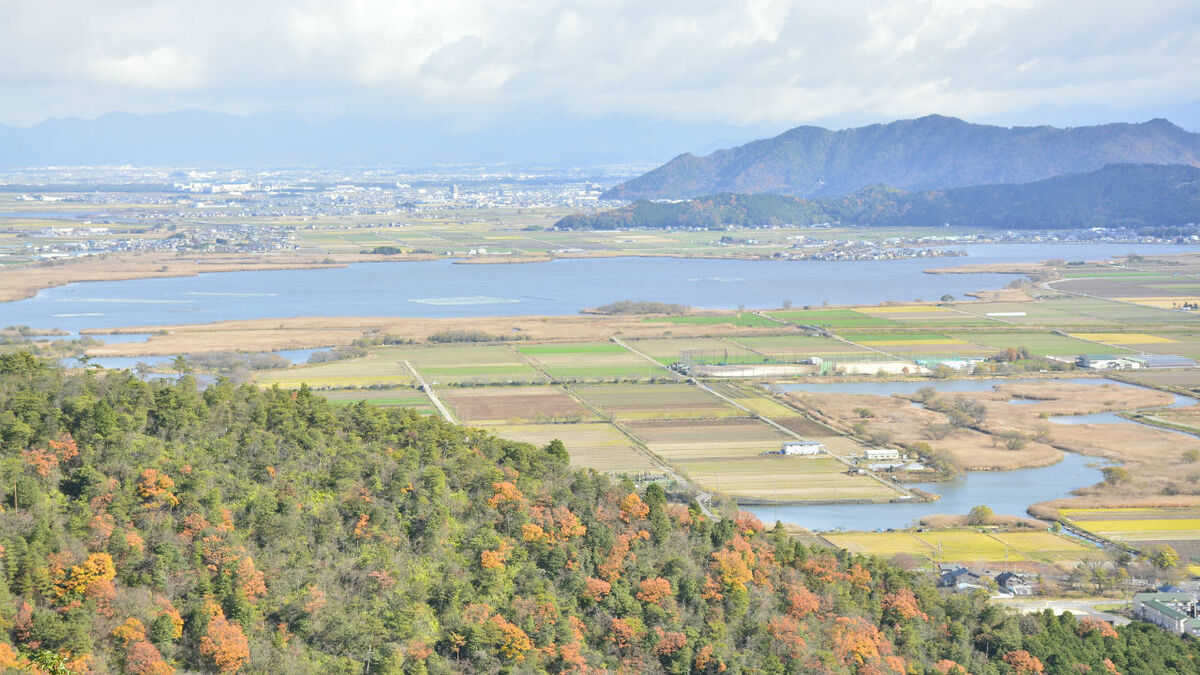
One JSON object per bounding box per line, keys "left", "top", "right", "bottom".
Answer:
{"left": 677, "top": 456, "right": 898, "bottom": 502}
{"left": 573, "top": 383, "right": 742, "bottom": 420}
{"left": 440, "top": 386, "right": 594, "bottom": 424}
{"left": 485, "top": 422, "right": 658, "bottom": 472}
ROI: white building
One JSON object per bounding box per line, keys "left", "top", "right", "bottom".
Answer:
{"left": 781, "top": 441, "right": 825, "bottom": 456}
{"left": 864, "top": 448, "right": 901, "bottom": 461}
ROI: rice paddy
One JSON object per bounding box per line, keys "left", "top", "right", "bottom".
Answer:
{"left": 768, "top": 309, "right": 898, "bottom": 327}
{"left": 825, "top": 529, "right": 1093, "bottom": 564}
{"left": 1070, "top": 333, "right": 1179, "bottom": 344}
{"left": 1061, "top": 507, "right": 1200, "bottom": 543}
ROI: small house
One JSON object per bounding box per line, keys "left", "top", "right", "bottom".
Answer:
{"left": 864, "top": 448, "right": 901, "bottom": 462}
{"left": 1076, "top": 354, "right": 1132, "bottom": 370}
{"left": 939, "top": 567, "right": 981, "bottom": 588}
{"left": 995, "top": 572, "right": 1036, "bottom": 596}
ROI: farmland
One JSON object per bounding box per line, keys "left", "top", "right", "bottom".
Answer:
{"left": 1060, "top": 507, "right": 1200, "bottom": 562}
{"left": 826, "top": 529, "right": 1094, "bottom": 565}
{"left": 55, "top": 250, "right": 1200, "bottom": 558}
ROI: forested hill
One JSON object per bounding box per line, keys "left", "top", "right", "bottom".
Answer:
{"left": 3, "top": 354, "right": 1200, "bottom": 673}
{"left": 558, "top": 164, "right": 1200, "bottom": 231}
{"left": 602, "top": 115, "right": 1200, "bottom": 200}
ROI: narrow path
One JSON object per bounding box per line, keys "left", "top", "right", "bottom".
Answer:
{"left": 403, "top": 360, "right": 456, "bottom": 423}
{"left": 611, "top": 337, "right": 912, "bottom": 501}
{"left": 508, "top": 343, "right": 716, "bottom": 518}
{"left": 608, "top": 336, "right": 684, "bottom": 380}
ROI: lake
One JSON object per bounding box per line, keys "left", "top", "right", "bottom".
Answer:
{"left": 748, "top": 377, "right": 1194, "bottom": 531}
{"left": 4, "top": 242, "right": 1196, "bottom": 333}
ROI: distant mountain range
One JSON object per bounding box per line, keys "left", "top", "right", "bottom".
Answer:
{"left": 602, "top": 115, "right": 1200, "bottom": 200}
{"left": 0, "top": 110, "right": 774, "bottom": 168}
{"left": 558, "top": 164, "right": 1200, "bottom": 230}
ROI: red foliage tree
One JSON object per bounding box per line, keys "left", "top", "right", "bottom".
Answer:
{"left": 125, "top": 640, "right": 174, "bottom": 675}
{"left": 1003, "top": 650, "right": 1045, "bottom": 674}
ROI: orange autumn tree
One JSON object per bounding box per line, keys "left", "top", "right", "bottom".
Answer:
{"left": 54, "top": 552, "right": 116, "bottom": 600}
{"left": 199, "top": 604, "right": 250, "bottom": 673}
{"left": 636, "top": 577, "right": 672, "bottom": 604}
{"left": 125, "top": 639, "right": 174, "bottom": 675}
{"left": 138, "top": 468, "right": 180, "bottom": 508}
{"left": 617, "top": 493, "right": 649, "bottom": 523}
{"left": 1003, "top": 650, "right": 1044, "bottom": 674}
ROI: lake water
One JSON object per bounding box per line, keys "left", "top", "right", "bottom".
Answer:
{"left": 750, "top": 377, "right": 1194, "bottom": 531}
{"left": 4, "top": 242, "right": 1196, "bottom": 333}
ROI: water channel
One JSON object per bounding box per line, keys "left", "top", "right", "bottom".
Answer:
{"left": 747, "top": 378, "right": 1196, "bottom": 531}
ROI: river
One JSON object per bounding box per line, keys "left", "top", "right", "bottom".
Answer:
{"left": 746, "top": 377, "right": 1195, "bottom": 531}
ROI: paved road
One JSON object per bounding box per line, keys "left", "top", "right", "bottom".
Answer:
{"left": 993, "top": 597, "right": 1131, "bottom": 625}
{"left": 403, "top": 360, "right": 456, "bottom": 423}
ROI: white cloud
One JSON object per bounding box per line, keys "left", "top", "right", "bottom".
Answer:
{"left": 87, "top": 47, "right": 206, "bottom": 90}
{"left": 0, "top": 0, "right": 1197, "bottom": 128}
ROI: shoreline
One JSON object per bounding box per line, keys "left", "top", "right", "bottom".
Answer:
{"left": 0, "top": 247, "right": 1024, "bottom": 305}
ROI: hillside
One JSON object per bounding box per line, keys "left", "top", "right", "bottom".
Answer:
{"left": 561, "top": 164, "right": 1200, "bottom": 231}
{"left": 2, "top": 353, "right": 1200, "bottom": 673}
{"left": 603, "top": 115, "right": 1200, "bottom": 200}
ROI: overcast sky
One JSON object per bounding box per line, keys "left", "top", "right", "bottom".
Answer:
{"left": 3, "top": 0, "right": 1199, "bottom": 131}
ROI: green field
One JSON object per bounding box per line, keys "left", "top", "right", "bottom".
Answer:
{"left": 733, "top": 335, "right": 869, "bottom": 356}
{"left": 254, "top": 351, "right": 415, "bottom": 388}
{"left": 768, "top": 309, "right": 898, "bottom": 327}
{"left": 839, "top": 332, "right": 957, "bottom": 343}
{"left": 516, "top": 343, "right": 628, "bottom": 355}
{"left": 320, "top": 388, "right": 435, "bottom": 415}
{"left": 627, "top": 338, "right": 762, "bottom": 365}
{"left": 520, "top": 342, "right": 668, "bottom": 381}
{"left": 646, "top": 312, "right": 783, "bottom": 327}
{"left": 947, "top": 331, "right": 1129, "bottom": 356}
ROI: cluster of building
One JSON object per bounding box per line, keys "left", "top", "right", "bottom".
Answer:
{"left": 773, "top": 245, "right": 966, "bottom": 262}
{"left": 10, "top": 223, "right": 298, "bottom": 260}
{"left": 1133, "top": 590, "right": 1200, "bottom": 635}
{"left": 1074, "top": 354, "right": 1198, "bottom": 370}
{"left": 939, "top": 566, "right": 1037, "bottom": 596}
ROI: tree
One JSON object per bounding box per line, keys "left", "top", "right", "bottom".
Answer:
{"left": 1001, "top": 431, "right": 1029, "bottom": 451}
{"left": 1102, "top": 467, "right": 1129, "bottom": 486}
{"left": 967, "top": 505, "right": 994, "bottom": 526}
{"left": 1183, "top": 449, "right": 1199, "bottom": 463}
{"left": 199, "top": 607, "right": 250, "bottom": 673}
{"left": 1150, "top": 544, "right": 1180, "bottom": 570}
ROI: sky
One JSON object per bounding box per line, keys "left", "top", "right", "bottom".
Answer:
{"left": 3, "top": 0, "right": 1199, "bottom": 134}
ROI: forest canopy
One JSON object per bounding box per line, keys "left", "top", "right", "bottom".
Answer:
{"left": 0, "top": 352, "right": 1198, "bottom": 673}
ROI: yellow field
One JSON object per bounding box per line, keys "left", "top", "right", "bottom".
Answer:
{"left": 990, "top": 532, "right": 1097, "bottom": 562}
{"left": 1070, "top": 333, "right": 1179, "bottom": 344}
{"left": 1077, "top": 519, "right": 1200, "bottom": 540}
{"left": 826, "top": 529, "right": 1092, "bottom": 564}
{"left": 1114, "top": 296, "right": 1200, "bottom": 310}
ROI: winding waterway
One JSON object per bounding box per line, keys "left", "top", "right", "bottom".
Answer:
{"left": 747, "top": 378, "right": 1196, "bottom": 531}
